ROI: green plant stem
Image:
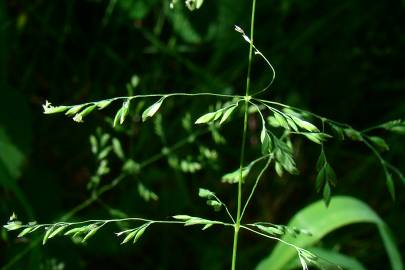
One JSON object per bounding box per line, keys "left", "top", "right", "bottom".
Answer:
{"left": 231, "top": 0, "right": 257, "bottom": 269}
{"left": 240, "top": 156, "right": 272, "bottom": 219}
{"left": 58, "top": 92, "right": 242, "bottom": 108}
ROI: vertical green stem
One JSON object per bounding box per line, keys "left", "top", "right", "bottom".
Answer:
{"left": 231, "top": 0, "right": 257, "bottom": 269}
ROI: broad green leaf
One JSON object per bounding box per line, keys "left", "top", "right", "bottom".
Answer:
{"left": 256, "top": 196, "right": 403, "bottom": 270}
{"left": 142, "top": 98, "right": 164, "bottom": 122}
{"left": 285, "top": 247, "right": 367, "bottom": 270}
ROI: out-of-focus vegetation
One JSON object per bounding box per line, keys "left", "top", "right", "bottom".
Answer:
{"left": 1, "top": 0, "right": 404, "bottom": 269}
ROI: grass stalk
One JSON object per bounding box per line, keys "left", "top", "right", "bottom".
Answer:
{"left": 231, "top": 0, "right": 257, "bottom": 269}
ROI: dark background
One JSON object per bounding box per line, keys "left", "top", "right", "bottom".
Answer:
{"left": 1, "top": 0, "right": 404, "bottom": 269}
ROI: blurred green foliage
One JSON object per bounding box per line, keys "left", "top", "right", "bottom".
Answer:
{"left": 1, "top": 0, "right": 404, "bottom": 269}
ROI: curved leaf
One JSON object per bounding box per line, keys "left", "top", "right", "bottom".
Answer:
{"left": 285, "top": 247, "right": 367, "bottom": 270}
{"left": 256, "top": 196, "right": 403, "bottom": 270}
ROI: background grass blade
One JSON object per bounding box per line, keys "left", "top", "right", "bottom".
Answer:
{"left": 256, "top": 196, "right": 403, "bottom": 270}
{"left": 284, "top": 247, "right": 367, "bottom": 270}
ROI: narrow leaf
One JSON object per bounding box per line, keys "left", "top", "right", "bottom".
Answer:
{"left": 173, "top": 215, "right": 192, "bottom": 220}
{"left": 133, "top": 226, "right": 147, "bottom": 244}
{"left": 315, "top": 167, "right": 326, "bottom": 193}
{"left": 195, "top": 112, "right": 216, "bottom": 124}
{"left": 49, "top": 225, "right": 68, "bottom": 239}
{"left": 112, "top": 138, "right": 125, "bottom": 159}
{"left": 65, "top": 104, "right": 86, "bottom": 116}
{"left": 344, "top": 128, "right": 363, "bottom": 141}
{"left": 113, "top": 107, "right": 123, "bottom": 127}
{"left": 17, "top": 227, "right": 34, "bottom": 238}
{"left": 142, "top": 98, "right": 164, "bottom": 122}
{"left": 274, "top": 112, "right": 289, "bottom": 129}
{"left": 198, "top": 188, "right": 215, "bottom": 199}
{"left": 323, "top": 182, "right": 331, "bottom": 206}
{"left": 291, "top": 116, "right": 319, "bottom": 132}
{"left": 79, "top": 104, "right": 97, "bottom": 117}
{"left": 43, "top": 227, "right": 54, "bottom": 245}
{"left": 261, "top": 132, "right": 272, "bottom": 155}
{"left": 122, "top": 230, "right": 137, "bottom": 244}
{"left": 96, "top": 100, "right": 112, "bottom": 110}
{"left": 82, "top": 225, "right": 101, "bottom": 242}
{"left": 202, "top": 224, "right": 213, "bottom": 230}
{"left": 386, "top": 172, "right": 395, "bottom": 200}
{"left": 316, "top": 151, "right": 326, "bottom": 172}
{"left": 64, "top": 226, "right": 86, "bottom": 236}
{"left": 120, "top": 100, "right": 130, "bottom": 124}
{"left": 219, "top": 105, "right": 237, "bottom": 124}
{"left": 369, "top": 136, "right": 390, "bottom": 151}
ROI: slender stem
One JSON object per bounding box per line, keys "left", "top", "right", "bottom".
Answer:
{"left": 254, "top": 98, "right": 352, "bottom": 129}
{"left": 212, "top": 194, "right": 236, "bottom": 223}
{"left": 16, "top": 218, "right": 232, "bottom": 230}
{"left": 231, "top": 0, "right": 257, "bottom": 269}
{"left": 58, "top": 92, "right": 242, "bottom": 108}
{"left": 240, "top": 225, "right": 301, "bottom": 251}
{"left": 240, "top": 156, "right": 272, "bottom": 219}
